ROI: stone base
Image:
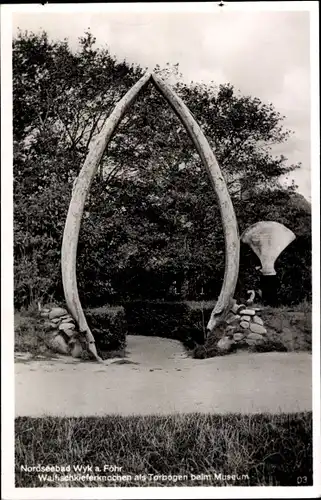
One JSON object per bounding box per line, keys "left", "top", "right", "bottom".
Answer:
{"left": 39, "top": 304, "right": 86, "bottom": 360}
{"left": 200, "top": 300, "right": 279, "bottom": 357}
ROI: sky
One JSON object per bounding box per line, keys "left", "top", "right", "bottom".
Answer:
{"left": 11, "top": 4, "right": 312, "bottom": 200}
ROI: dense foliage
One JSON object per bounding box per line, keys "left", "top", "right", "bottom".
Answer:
{"left": 85, "top": 306, "right": 127, "bottom": 355}
{"left": 13, "top": 30, "right": 311, "bottom": 309}
{"left": 124, "top": 300, "right": 214, "bottom": 348}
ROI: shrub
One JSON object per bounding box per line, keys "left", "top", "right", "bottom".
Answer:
{"left": 85, "top": 306, "right": 127, "bottom": 355}
{"left": 123, "top": 300, "right": 215, "bottom": 349}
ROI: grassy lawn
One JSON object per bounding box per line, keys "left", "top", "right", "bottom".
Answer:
{"left": 14, "top": 301, "right": 312, "bottom": 357}
{"left": 261, "top": 302, "right": 312, "bottom": 352}
{"left": 15, "top": 412, "right": 312, "bottom": 487}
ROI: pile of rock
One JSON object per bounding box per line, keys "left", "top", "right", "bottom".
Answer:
{"left": 40, "top": 305, "right": 85, "bottom": 358}
{"left": 217, "top": 301, "right": 268, "bottom": 353}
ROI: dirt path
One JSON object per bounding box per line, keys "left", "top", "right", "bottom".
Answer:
{"left": 15, "top": 336, "right": 312, "bottom": 417}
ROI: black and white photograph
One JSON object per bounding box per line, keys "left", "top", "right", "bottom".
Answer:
{"left": 1, "top": 1, "right": 320, "bottom": 498}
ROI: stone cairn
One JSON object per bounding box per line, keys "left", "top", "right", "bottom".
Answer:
{"left": 216, "top": 301, "right": 268, "bottom": 353}
{"left": 39, "top": 305, "right": 85, "bottom": 358}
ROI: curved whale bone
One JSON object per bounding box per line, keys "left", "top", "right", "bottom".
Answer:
{"left": 61, "top": 73, "right": 152, "bottom": 362}
{"left": 150, "top": 75, "right": 240, "bottom": 333}
{"left": 61, "top": 72, "right": 240, "bottom": 360}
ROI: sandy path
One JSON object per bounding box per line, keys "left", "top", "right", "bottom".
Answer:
{"left": 15, "top": 336, "right": 312, "bottom": 417}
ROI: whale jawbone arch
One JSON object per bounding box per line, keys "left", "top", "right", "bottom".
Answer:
{"left": 61, "top": 72, "right": 239, "bottom": 361}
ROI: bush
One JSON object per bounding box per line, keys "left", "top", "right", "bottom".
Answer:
{"left": 123, "top": 300, "right": 215, "bottom": 349}
{"left": 85, "top": 306, "right": 127, "bottom": 355}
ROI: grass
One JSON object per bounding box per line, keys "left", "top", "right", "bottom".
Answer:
{"left": 261, "top": 302, "right": 312, "bottom": 352}
{"left": 14, "top": 305, "right": 53, "bottom": 357}
{"left": 15, "top": 412, "right": 312, "bottom": 487}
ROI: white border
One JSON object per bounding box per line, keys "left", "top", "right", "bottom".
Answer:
{"left": 3, "top": 1, "right": 319, "bottom": 13}
{"left": 1, "top": 2, "right": 320, "bottom": 499}
{"left": 310, "top": 0, "right": 321, "bottom": 496}
{"left": 1, "top": 4, "right": 15, "bottom": 500}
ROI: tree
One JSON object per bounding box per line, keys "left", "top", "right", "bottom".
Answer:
{"left": 13, "top": 29, "right": 310, "bottom": 309}
{"left": 13, "top": 29, "right": 144, "bottom": 306}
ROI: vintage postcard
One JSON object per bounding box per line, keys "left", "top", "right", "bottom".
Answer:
{"left": 1, "top": 1, "right": 320, "bottom": 499}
